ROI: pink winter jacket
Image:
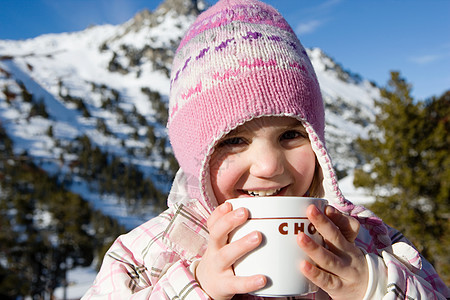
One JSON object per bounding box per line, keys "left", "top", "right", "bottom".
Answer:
{"left": 82, "top": 194, "right": 449, "bottom": 299}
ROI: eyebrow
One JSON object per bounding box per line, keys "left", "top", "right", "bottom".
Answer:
{"left": 226, "top": 127, "right": 242, "bottom": 136}
{"left": 283, "top": 121, "right": 308, "bottom": 135}
{"left": 284, "top": 118, "right": 304, "bottom": 128}
{"left": 225, "top": 118, "right": 305, "bottom": 137}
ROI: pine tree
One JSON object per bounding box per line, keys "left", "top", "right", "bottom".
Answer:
{"left": 354, "top": 72, "right": 449, "bottom": 283}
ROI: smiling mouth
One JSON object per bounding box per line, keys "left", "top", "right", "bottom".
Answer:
{"left": 242, "top": 187, "right": 284, "bottom": 197}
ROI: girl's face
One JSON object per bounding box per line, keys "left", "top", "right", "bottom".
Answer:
{"left": 210, "top": 116, "right": 316, "bottom": 204}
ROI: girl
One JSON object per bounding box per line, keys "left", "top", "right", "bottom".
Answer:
{"left": 82, "top": 0, "right": 449, "bottom": 299}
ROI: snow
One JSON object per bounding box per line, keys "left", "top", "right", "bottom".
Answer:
{"left": 339, "top": 171, "right": 375, "bottom": 205}
{"left": 0, "top": 24, "right": 169, "bottom": 232}
{"left": 53, "top": 266, "right": 98, "bottom": 300}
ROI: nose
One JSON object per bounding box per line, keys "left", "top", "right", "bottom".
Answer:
{"left": 249, "top": 142, "right": 284, "bottom": 178}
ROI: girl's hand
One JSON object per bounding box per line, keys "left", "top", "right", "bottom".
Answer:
{"left": 196, "top": 202, "right": 267, "bottom": 300}
{"left": 297, "top": 205, "right": 368, "bottom": 300}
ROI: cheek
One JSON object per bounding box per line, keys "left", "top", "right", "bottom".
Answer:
{"left": 210, "top": 153, "right": 242, "bottom": 204}
{"left": 289, "top": 146, "right": 316, "bottom": 184}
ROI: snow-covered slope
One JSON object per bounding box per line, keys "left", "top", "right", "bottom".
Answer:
{"left": 308, "top": 48, "right": 380, "bottom": 173}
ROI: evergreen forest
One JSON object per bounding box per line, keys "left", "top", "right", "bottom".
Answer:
{"left": 355, "top": 71, "right": 449, "bottom": 284}
{"left": 0, "top": 126, "right": 127, "bottom": 298}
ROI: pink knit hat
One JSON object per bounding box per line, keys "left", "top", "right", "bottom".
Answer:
{"left": 167, "top": 0, "right": 390, "bottom": 249}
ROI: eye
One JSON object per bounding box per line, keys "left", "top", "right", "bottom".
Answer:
{"left": 218, "top": 137, "right": 246, "bottom": 147}
{"left": 216, "top": 136, "right": 247, "bottom": 154}
{"left": 280, "top": 130, "right": 304, "bottom": 140}
{"left": 280, "top": 129, "right": 309, "bottom": 148}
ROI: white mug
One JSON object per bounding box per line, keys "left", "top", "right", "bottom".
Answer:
{"left": 226, "top": 196, "right": 328, "bottom": 297}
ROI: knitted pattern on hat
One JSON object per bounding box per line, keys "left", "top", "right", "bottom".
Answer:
{"left": 167, "top": 0, "right": 390, "bottom": 249}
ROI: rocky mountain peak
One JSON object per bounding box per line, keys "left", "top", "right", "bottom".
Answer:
{"left": 100, "top": 0, "right": 210, "bottom": 78}
{"left": 115, "top": 0, "right": 207, "bottom": 44}
{"left": 155, "top": 0, "right": 208, "bottom": 17}
{"left": 131, "top": 9, "right": 152, "bottom": 28}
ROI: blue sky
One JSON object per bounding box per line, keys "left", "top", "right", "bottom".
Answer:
{"left": 1, "top": 0, "right": 449, "bottom": 100}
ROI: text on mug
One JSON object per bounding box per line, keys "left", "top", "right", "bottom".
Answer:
{"left": 278, "top": 222, "right": 317, "bottom": 235}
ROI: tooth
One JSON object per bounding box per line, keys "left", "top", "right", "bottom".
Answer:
{"left": 246, "top": 189, "right": 280, "bottom": 197}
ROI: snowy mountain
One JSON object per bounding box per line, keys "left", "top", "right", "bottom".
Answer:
{"left": 0, "top": 0, "right": 379, "bottom": 229}
{"left": 0, "top": 0, "right": 382, "bottom": 296}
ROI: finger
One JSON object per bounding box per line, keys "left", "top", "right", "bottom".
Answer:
{"left": 297, "top": 232, "right": 342, "bottom": 274}
{"left": 300, "top": 260, "right": 343, "bottom": 294}
{"left": 208, "top": 206, "right": 249, "bottom": 249}
{"left": 207, "top": 202, "right": 232, "bottom": 229}
{"left": 217, "top": 231, "right": 262, "bottom": 268}
{"left": 325, "top": 206, "right": 360, "bottom": 243}
{"left": 226, "top": 275, "right": 267, "bottom": 296}
{"left": 307, "top": 204, "right": 351, "bottom": 252}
